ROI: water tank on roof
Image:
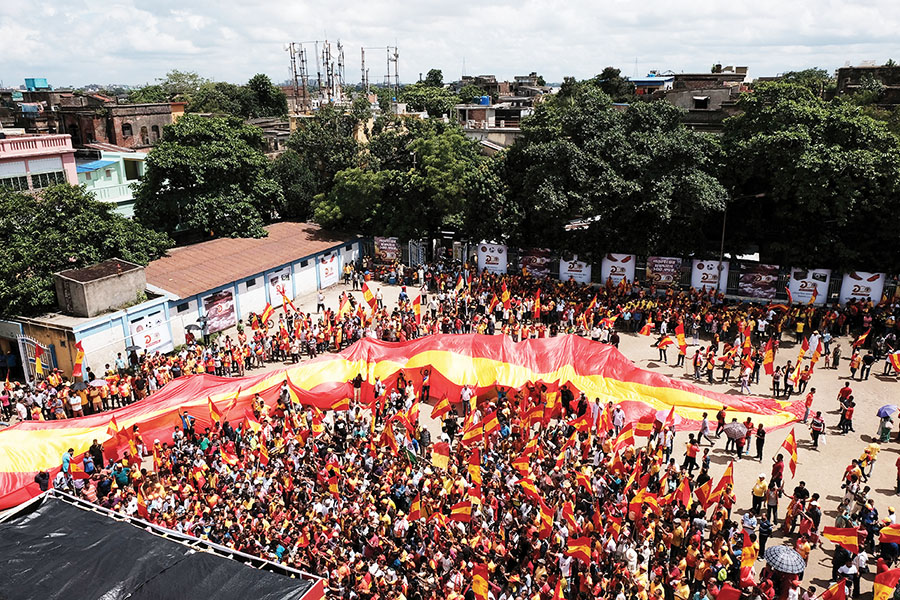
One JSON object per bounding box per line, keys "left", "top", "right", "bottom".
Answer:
{"left": 479, "top": 95, "right": 490, "bottom": 105}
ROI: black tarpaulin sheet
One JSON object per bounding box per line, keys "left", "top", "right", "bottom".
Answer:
{"left": 0, "top": 497, "right": 317, "bottom": 600}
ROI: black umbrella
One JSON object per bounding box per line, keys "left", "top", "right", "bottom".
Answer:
{"left": 764, "top": 545, "right": 806, "bottom": 574}
{"left": 185, "top": 324, "right": 201, "bottom": 331}
{"left": 125, "top": 345, "right": 142, "bottom": 352}
{"left": 72, "top": 382, "right": 88, "bottom": 392}
{"left": 722, "top": 421, "right": 748, "bottom": 440}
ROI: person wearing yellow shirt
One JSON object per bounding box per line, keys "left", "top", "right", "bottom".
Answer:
{"left": 752, "top": 474, "right": 768, "bottom": 514}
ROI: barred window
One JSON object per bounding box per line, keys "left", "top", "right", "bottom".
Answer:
{"left": 0, "top": 175, "right": 29, "bottom": 192}
{"left": 31, "top": 171, "right": 67, "bottom": 189}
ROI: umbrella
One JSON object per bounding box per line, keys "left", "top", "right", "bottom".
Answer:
{"left": 184, "top": 324, "right": 201, "bottom": 331}
{"left": 89, "top": 379, "right": 108, "bottom": 388}
{"left": 764, "top": 545, "right": 806, "bottom": 574}
{"left": 722, "top": 421, "right": 748, "bottom": 440}
{"left": 877, "top": 405, "right": 898, "bottom": 418}
{"left": 72, "top": 381, "right": 88, "bottom": 392}
{"left": 655, "top": 409, "right": 682, "bottom": 426}
{"left": 125, "top": 345, "right": 142, "bottom": 352}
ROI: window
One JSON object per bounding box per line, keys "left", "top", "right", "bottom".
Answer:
{"left": 140, "top": 126, "right": 149, "bottom": 146}
{"left": 246, "top": 278, "right": 256, "bottom": 287}
{"left": 345, "top": 244, "right": 353, "bottom": 250}
{"left": 105, "top": 169, "right": 113, "bottom": 178}
{"left": 300, "top": 260, "right": 309, "bottom": 268}
{"left": 176, "top": 302, "right": 190, "bottom": 313}
{"left": 151, "top": 125, "right": 160, "bottom": 142}
{"left": 85, "top": 172, "right": 92, "bottom": 180}
{"left": 692, "top": 96, "right": 710, "bottom": 110}
{"left": 0, "top": 175, "right": 29, "bottom": 192}
{"left": 31, "top": 171, "right": 66, "bottom": 189}
{"left": 122, "top": 123, "right": 133, "bottom": 137}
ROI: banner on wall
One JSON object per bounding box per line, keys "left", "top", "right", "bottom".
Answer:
{"left": 202, "top": 290, "right": 237, "bottom": 334}
{"left": 520, "top": 248, "right": 552, "bottom": 278}
{"left": 600, "top": 253, "right": 635, "bottom": 285}
{"left": 788, "top": 268, "right": 831, "bottom": 305}
{"left": 318, "top": 254, "right": 340, "bottom": 288}
{"left": 691, "top": 259, "right": 729, "bottom": 293}
{"left": 738, "top": 263, "right": 779, "bottom": 299}
{"left": 645, "top": 256, "right": 683, "bottom": 287}
{"left": 267, "top": 266, "right": 292, "bottom": 306}
{"left": 476, "top": 243, "right": 508, "bottom": 275}
{"left": 373, "top": 237, "right": 400, "bottom": 264}
{"left": 840, "top": 271, "right": 885, "bottom": 304}
{"left": 129, "top": 310, "right": 173, "bottom": 354}
{"left": 559, "top": 255, "right": 592, "bottom": 284}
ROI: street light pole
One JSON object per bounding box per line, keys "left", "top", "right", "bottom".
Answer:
{"left": 717, "top": 207, "right": 727, "bottom": 294}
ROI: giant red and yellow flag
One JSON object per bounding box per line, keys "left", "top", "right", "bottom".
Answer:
{"left": 822, "top": 527, "right": 859, "bottom": 554}
{"left": 0, "top": 334, "right": 803, "bottom": 510}
{"left": 472, "top": 563, "right": 489, "bottom": 600}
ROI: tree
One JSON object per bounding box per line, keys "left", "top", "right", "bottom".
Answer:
{"left": 501, "top": 81, "right": 725, "bottom": 257}
{"left": 285, "top": 104, "right": 361, "bottom": 195}
{"left": 269, "top": 149, "right": 317, "bottom": 220}
{"left": 129, "top": 70, "right": 208, "bottom": 105}
{"left": 424, "top": 69, "right": 444, "bottom": 88}
{"left": 244, "top": 74, "right": 288, "bottom": 117}
{"left": 589, "top": 67, "right": 636, "bottom": 102}
{"left": 0, "top": 185, "right": 170, "bottom": 317}
{"left": 399, "top": 83, "right": 460, "bottom": 117}
{"left": 780, "top": 68, "right": 832, "bottom": 96}
{"left": 722, "top": 82, "right": 900, "bottom": 270}
{"left": 188, "top": 81, "right": 249, "bottom": 115}
{"left": 457, "top": 84, "right": 485, "bottom": 104}
{"left": 134, "top": 114, "right": 282, "bottom": 238}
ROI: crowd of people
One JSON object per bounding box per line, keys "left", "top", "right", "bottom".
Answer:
{"left": 11, "top": 259, "right": 900, "bottom": 599}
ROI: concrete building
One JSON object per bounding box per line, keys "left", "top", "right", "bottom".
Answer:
{"left": 656, "top": 66, "right": 749, "bottom": 133}
{"left": 0, "top": 133, "right": 77, "bottom": 192}
{"left": 59, "top": 96, "right": 179, "bottom": 149}
{"left": 633, "top": 72, "right": 675, "bottom": 96}
{"left": 454, "top": 97, "right": 536, "bottom": 153}
{"left": 835, "top": 63, "right": 900, "bottom": 104}
{"left": 75, "top": 143, "right": 147, "bottom": 217}
{"left": 0, "top": 222, "right": 362, "bottom": 382}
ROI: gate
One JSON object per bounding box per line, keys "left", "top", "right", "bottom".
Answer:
{"left": 16, "top": 335, "right": 56, "bottom": 386}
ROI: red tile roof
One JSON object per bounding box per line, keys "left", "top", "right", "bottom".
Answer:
{"left": 144, "top": 222, "right": 356, "bottom": 299}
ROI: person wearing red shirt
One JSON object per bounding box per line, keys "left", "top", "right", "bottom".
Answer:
{"left": 772, "top": 454, "right": 785, "bottom": 487}
{"left": 802, "top": 388, "right": 816, "bottom": 423}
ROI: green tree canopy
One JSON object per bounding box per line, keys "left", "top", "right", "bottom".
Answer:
{"left": 589, "top": 67, "right": 637, "bottom": 102}
{"left": 500, "top": 82, "right": 725, "bottom": 257}
{"left": 129, "top": 70, "right": 208, "bottom": 104}
{"left": 0, "top": 185, "right": 171, "bottom": 317}
{"left": 722, "top": 82, "right": 900, "bottom": 269}
{"left": 399, "top": 83, "right": 460, "bottom": 117}
{"left": 134, "top": 114, "right": 282, "bottom": 238}
{"left": 424, "top": 69, "right": 444, "bottom": 87}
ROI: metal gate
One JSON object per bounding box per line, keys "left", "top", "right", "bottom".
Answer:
{"left": 16, "top": 335, "right": 55, "bottom": 386}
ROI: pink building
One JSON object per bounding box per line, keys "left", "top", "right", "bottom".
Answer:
{"left": 0, "top": 134, "right": 78, "bottom": 192}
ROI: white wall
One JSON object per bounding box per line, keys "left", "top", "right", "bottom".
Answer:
{"left": 238, "top": 277, "right": 267, "bottom": 318}
{"left": 80, "top": 326, "right": 123, "bottom": 374}
{"left": 293, "top": 258, "right": 318, "bottom": 296}
{"left": 341, "top": 242, "right": 359, "bottom": 268}
{"left": 169, "top": 299, "right": 199, "bottom": 347}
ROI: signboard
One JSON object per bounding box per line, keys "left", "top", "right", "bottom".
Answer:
{"left": 318, "top": 254, "right": 340, "bottom": 288}
{"left": 374, "top": 237, "right": 400, "bottom": 264}
{"left": 788, "top": 268, "right": 831, "bottom": 305}
{"left": 129, "top": 310, "right": 173, "bottom": 354}
{"left": 600, "top": 253, "right": 635, "bottom": 285}
{"left": 691, "top": 259, "right": 729, "bottom": 293}
{"left": 202, "top": 290, "right": 237, "bottom": 334}
{"left": 559, "top": 255, "right": 592, "bottom": 284}
{"left": 840, "top": 271, "right": 885, "bottom": 304}
{"left": 520, "top": 248, "right": 552, "bottom": 278}
{"left": 476, "top": 243, "right": 508, "bottom": 275}
{"left": 645, "top": 256, "right": 683, "bottom": 287}
{"left": 267, "top": 266, "right": 293, "bottom": 306}
{"left": 738, "top": 263, "right": 779, "bottom": 299}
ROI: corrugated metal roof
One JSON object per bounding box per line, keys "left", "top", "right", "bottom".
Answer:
{"left": 144, "top": 222, "right": 356, "bottom": 299}
{"left": 76, "top": 159, "right": 117, "bottom": 173}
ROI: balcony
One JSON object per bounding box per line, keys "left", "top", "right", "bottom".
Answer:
{"left": 90, "top": 182, "right": 135, "bottom": 203}
{"left": 0, "top": 135, "right": 74, "bottom": 157}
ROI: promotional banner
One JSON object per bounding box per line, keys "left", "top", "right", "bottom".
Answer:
{"left": 129, "top": 310, "right": 173, "bottom": 354}
{"left": 691, "top": 259, "right": 729, "bottom": 293}
{"left": 600, "top": 253, "right": 635, "bottom": 285}
{"left": 559, "top": 255, "right": 592, "bottom": 284}
{"left": 520, "top": 248, "right": 552, "bottom": 278}
{"left": 318, "top": 254, "right": 340, "bottom": 288}
{"left": 840, "top": 271, "right": 885, "bottom": 304}
{"left": 202, "top": 290, "right": 237, "bottom": 334}
{"left": 738, "top": 263, "right": 779, "bottom": 299}
{"left": 788, "top": 268, "right": 831, "bottom": 305}
{"left": 373, "top": 237, "right": 400, "bottom": 264}
{"left": 645, "top": 256, "right": 683, "bottom": 287}
{"left": 476, "top": 243, "right": 508, "bottom": 275}
{"left": 267, "top": 266, "right": 292, "bottom": 306}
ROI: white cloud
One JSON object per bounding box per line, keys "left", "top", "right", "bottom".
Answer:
{"left": 0, "top": 0, "right": 898, "bottom": 87}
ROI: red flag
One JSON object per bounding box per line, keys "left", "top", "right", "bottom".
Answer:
{"left": 874, "top": 569, "right": 900, "bottom": 600}
{"left": 533, "top": 289, "right": 541, "bottom": 320}
{"left": 361, "top": 281, "right": 377, "bottom": 312}
{"left": 822, "top": 527, "right": 859, "bottom": 555}
{"left": 260, "top": 302, "right": 274, "bottom": 324}
{"left": 72, "top": 341, "right": 85, "bottom": 379}
{"left": 786, "top": 288, "right": 794, "bottom": 306}
{"left": 501, "top": 282, "right": 511, "bottom": 309}
{"left": 639, "top": 322, "right": 654, "bottom": 336}
{"left": 207, "top": 396, "right": 222, "bottom": 425}
{"left": 431, "top": 396, "right": 451, "bottom": 420}
{"left": 566, "top": 536, "right": 591, "bottom": 565}
{"left": 449, "top": 500, "right": 472, "bottom": 522}
{"left": 675, "top": 322, "right": 687, "bottom": 355}
{"left": 853, "top": 328, "right": 871, "bottom": 349}
{"left": 820, "top": 579, "right": 846, "bottom": 600}
{"left": 412, "top": 294, "right": 422, "bottom": 325}
{"left": 708, "top": 461, "right": 734, "bottom": 506}
{"left": 718, "top": 583, "right": 742, "bottom": 600}
{"left": 410, "top": 493, "right": 423, "bottom": 521}
{"left": 762, "top": 338, "right": 775, "bottom": 376}
{"left": 781, "top": 428, "right": 798, "bottom": 477}
{"left": 472, "top": 563, "right": 489, "bottom": 600}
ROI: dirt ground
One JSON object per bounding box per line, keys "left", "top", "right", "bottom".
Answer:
{"left": 239, "top": 281, "right": 896, "bottom": 592}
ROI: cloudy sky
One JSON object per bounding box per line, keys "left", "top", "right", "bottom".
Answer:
{"left": 2, "top": 0, "right": 897, "bottom": 88}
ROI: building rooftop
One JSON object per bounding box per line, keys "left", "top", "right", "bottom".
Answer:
{"left": 76, "top": 159, "right": 118, "bottom": 173}
{"left": 144, "top": 221, "right": 356, "bottom": 299}
{"left": 57, "top": 258, "right": 142, "bottom": 283}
